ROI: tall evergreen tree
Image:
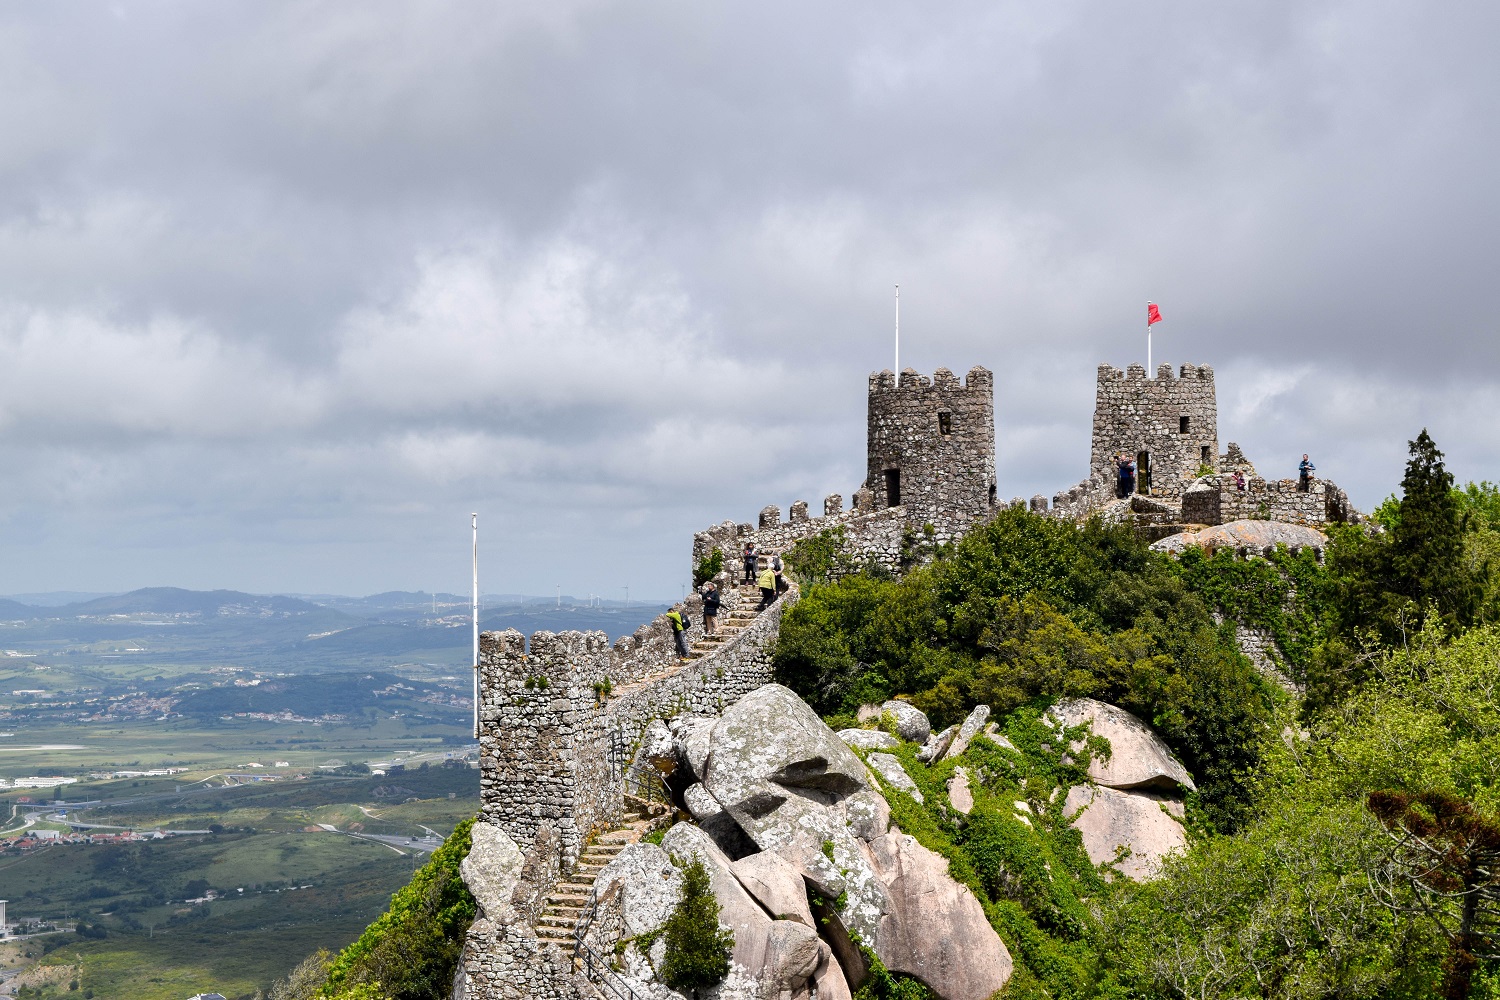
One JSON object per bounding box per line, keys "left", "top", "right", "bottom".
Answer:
{"left": 1389, "top": 430, "right": 1472, "bottom": 619}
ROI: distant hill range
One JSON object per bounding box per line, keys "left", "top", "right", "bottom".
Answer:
{"left": 0, "top": 587, "right": 670, "bottom": 671}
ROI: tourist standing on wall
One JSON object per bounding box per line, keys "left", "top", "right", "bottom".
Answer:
{"left": 1299, "top": 454, "right": 1316, "bottom": 492}
{"left": 742, "top": 542, "right": 757, "bottom": 584}
{"left": 667, "top": 606, "right": 690, "bottom": 660}
{"left": 701, "top": 581, "right": 721, "bottom": 636}
{"left": 1116, "top": 454, "right": 1132, "bottom": 498}
{"left": 771, "top": 553, "right": 788, "bottom": 595}
{"left": 757, "top": 564, "right": 777, "bottom": 610}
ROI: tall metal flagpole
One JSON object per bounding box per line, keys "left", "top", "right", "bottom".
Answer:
{"left": 471, "top": 513, "right": 479, "bottom": 739}
{"left": 894, "top": 285, "right": 900, "bottom": 378}
{"left": 1146, "top": 302, "right": 1152, "bottom": 376}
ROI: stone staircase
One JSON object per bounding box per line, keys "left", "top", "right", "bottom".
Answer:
{"left": 533, "top": 810, "right": 657, "bottom": 950}
{"left": 683, "top": 584, "right": 767, "bottom": 660}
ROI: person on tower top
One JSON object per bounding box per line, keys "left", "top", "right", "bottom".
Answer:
{"left": 1298, "top": 454, "right": 1316, "bottom": 492}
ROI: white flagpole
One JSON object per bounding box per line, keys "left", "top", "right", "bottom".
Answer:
{"left": 471, "top": 513, "right": 479, "bottom": 739}
{"left": 894, "top": 284, "right": 900, "bottom": 378}
{"left": 1146, "top": 302, "right": 1152, "bottom": 376}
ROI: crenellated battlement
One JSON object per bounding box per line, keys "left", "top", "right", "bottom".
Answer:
{"left": 1097, "top": 362, "right": 1215, "bottom": 384}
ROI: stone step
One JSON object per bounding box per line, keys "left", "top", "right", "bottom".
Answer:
{"left": 556, "top": 882, "right": 594, "bottom": 894}
{"left": 548, "top": 893, "right": 590, "bottom": 906}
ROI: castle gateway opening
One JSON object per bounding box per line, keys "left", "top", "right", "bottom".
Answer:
{"left": 884, "top": 468, "right": 901, "bottom": 507}
{"left": 1136, "top": 451, "right": 1151, "bottom": 494}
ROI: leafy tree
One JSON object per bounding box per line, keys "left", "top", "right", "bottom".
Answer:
{"left": 659, "top": 857, "right": 733, "bottom": 996}
{"left": 775, "top": 507, "right": 1276, "bottom": 831}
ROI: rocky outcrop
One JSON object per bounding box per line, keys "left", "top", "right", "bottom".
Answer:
{"left": 947, "top": 767, "right": 974, "bottom": 815}
{"left": 461, "top": 821, "right": 525, "bottom": 923}
{"left": 879, "top": 700, "right": 931, "bottom": 744}
{"left": 942, "top": 705, "right": 990, "bottom": 760}
{"left": 597, "top": 683, "right": 1013, "bottom": 999}
{"left": 868, "top": 831, "right": 1014, "bottom": 1000}
{"left": 838, "top": 728, "right": 901, "bottom": 751}
{"left": 867, "top": 752, "right": 923, "bottom": 803}
{"left": 1151, "top": 519, "right": 1328, "bottom": 556}
{"left": 1047, "top": 698, "right": 1195, "bottom": 792}
{"left": 1064, "top": 784, "right": 1187, "bottom": 881}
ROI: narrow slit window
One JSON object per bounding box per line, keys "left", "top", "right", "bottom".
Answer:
{"left": 938, "top": 411, "right": 952, "bottom": 436}
{"left": 1201, "top": 445, "right": 1211, "bottom": 465}
{"left": 1179, "top": 416, "right": 1190, "bottom": 434}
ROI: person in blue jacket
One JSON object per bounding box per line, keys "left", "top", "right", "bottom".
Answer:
{"left": 1298, "top": 454, "right": 1316, "bottom": 492}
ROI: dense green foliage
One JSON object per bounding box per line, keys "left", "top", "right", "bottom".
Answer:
{"left": 694, "top": 547, "right": 725, "bottom": 587}
{"left": 659, "top": 857, "right": 734, "bottom": 994}
{"left": 777, "top": 429, "right": 1500, "bottom": 996}
{"left": 775, "top": 506, "right": 1277, "bottom": 831}
{"left": 311, "top": 818, "right": 476, "bottom": 1000}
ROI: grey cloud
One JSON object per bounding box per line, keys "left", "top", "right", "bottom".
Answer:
{"left": 0, "top": 1, "right": 1495, "bottom": 595}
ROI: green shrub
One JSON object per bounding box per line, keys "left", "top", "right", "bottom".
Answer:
{"left": 694, "top": 547, "right": 725, "bottom": 588}
{"left": 659, "top": 857, "right": 733, "bottom": 994}
{"left": 318, "top": 817, "right": 477, "bottom": 1000}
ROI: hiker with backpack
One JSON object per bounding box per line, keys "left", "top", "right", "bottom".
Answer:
{"left": 757, "top": 563, "right": 777, "bottom": 610}
{"left": 667, "top": 605, "right": 690, "bottom": 660}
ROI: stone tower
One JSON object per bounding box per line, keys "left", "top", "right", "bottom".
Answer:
{"left": 866, "top": 366, "right": 996, "bottom": 526}
{"left": 1091, "top": 363, "right": 1218, "bottom": 497}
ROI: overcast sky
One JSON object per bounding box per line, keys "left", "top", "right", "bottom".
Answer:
{"left": 0, "top": 1, "right": 1496, "bottom": 600}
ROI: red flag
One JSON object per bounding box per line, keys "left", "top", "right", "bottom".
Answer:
{"left": 1147, "top": 302, "right": 1163, "bottom": 326}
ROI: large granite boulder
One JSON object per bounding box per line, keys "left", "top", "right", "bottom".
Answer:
{"left": 867, "top": 831, "right": 1014, "bottom": 1000}
{"left": 839, "top": 728, "right": 901, "bottom": 751}
{"left": 704, "top": 684, "right": 870, "bottom": 827}
{"left": 730, "top": 850, "right": 815, "bottom": 926}
{"left": 662, "top": 822, "right": 776, "bottom": 977}
{"left": 879, "top": 700, "right": 931, "bottom": 744}
{"left": 669, "top": 715, "right": 716, "bottom": 782}
{"left": 1152, "top": 519, "right": 1329, "bottom": 556}
{"left": 941, "top": 705, "right": 991, "bottom": 760}
{"left": 1064, "top": 784, "right": 1187, "bottom": 880}
{"left": 916, "top": 724, "right": 957, "bottom": 763}
{"left": 639, "top": 719, "right": 678, "bottom": 774}
{"left": 1046, "top": 698, "right": 1195, "bottom": 792}
{"left": 867, "top": 753, "right": 923, "bottom": 804}
{"left": 459, "top": 821, "right": 524, "bottom": 924}
{"left": 592, "top": 842, "right": 682, "bottom": 939}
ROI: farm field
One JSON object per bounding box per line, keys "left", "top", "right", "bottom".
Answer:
{"left": 0, "top": 764, "right": 478, "bottom": 998}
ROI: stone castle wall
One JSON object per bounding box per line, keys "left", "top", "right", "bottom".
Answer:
{"left": 1092, "top": 363, "right": 1218, "bottom": 499}
{"left": 477, "top": 587, "right": 795, "bottom": 872}
{"left": 691, "top": 366, "right": 998, "bottom": 581}
{"left": 1181, "top": 475, "right": 1356, "bottom": 528}
{"left": 464, "top": 587, "right": 797, "bottom": 1000}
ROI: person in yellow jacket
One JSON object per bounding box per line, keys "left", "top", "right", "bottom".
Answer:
{"left": 666, "top": 607, "right": 690, "bottom": 660}
{"left": 757, "top": 565, "right": 777, "bottom": 611}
